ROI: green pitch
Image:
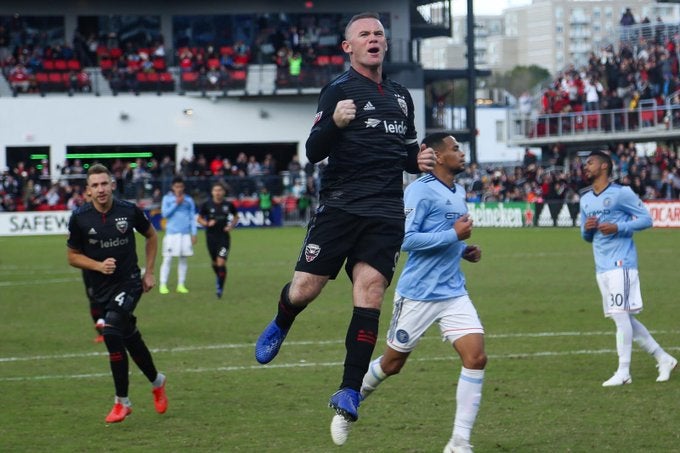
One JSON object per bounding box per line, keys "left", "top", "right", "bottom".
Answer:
{"left": 1, "top": 227, "right": 679, "bottom": 452}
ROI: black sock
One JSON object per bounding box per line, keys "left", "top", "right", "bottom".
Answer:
{"left": 104, "top": 334, "right": 129, "bottom": 397}
{"left": 90, "top": 304, "right": 104, "bottom": 333}
{"left": 274, "top": 282, "right": 306, "bottom": 330}
{"left": 90, "top": 304, "right": 103, "bottom": 323}
{"left": 124, "top": 330, "right": 159, "bottom": 383}
{"left": 341, "top": 307, "right": 380, "bottom": 391}
{"left": 211, "top": 264, "right": 219, "bottom": 276}
{"left": 217, "top": 265, "right": 226, "bottom": 289}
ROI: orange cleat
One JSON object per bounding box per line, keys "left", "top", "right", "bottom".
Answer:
{"left": 152, "top": 379, "right": 168, "bottom": 414}
{"left": 94, "top": 335, "right": 104, "bottom": 343}
{"left": 105, "top": 402, "right": 132, "bottom": 423}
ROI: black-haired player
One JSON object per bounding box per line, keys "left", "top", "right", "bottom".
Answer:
{"left": 67, "top": 163, "right": 168, "bottom": 423}
{"left": 197, "top": 181, "right": 239, "bottom": 298}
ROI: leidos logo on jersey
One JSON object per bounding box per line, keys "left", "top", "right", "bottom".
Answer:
{"left": 100, "top": 237, "right": 130, "bottom": 249}
{"left": 383, "top": 120, "right": 407, "bottom": 135}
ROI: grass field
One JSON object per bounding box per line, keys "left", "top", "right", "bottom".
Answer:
{"left": 1, "top": 227, "right": 679, "bottom": 452}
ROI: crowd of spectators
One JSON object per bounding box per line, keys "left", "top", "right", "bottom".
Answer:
{"left": 458, "top": 142, "right": 680, "bottom": 208}
{"left": 2, "top": 142, "right": 678, "bottom": 215}
{"left": 1, "top": 11, "right": 353, "bottom": 96}
{"left": 0, "top": 18, "right": 93, "bottom": 96}
{"left": 537, "top": 11, "right": 679, "bottom": 127}
{"left": 0, "top": 151, "right": 320, "bottom": 213}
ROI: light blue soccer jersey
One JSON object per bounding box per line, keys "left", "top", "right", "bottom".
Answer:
{"left": 161, "top": 193, "right": 197, "bottom": 235}
{"left": 396, "top": 174, "right": 469, "bottom": 301}
{"left": 579, "top": 183, "right": 652, "bottom": 273}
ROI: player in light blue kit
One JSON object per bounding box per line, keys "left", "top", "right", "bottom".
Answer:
{"left": 159, "top": 176, "right": 197, "bottom": 294}
{"left": 580, "top": 150, "right": 677, "bottom": 387}
{"left": 330, "top": 133, "right": 485, "bottom": 453}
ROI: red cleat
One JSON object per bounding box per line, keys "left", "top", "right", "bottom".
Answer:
{"left": 105, "top": 402, "right": 132, "bottom": 423}
{"left": 152, "top": 379, "right": 168, "bottom": 414}
{"left": 93, "top": 335, "right": 104, "bottom": 343}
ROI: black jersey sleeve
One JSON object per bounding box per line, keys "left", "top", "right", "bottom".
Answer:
{"left": 67, "top": 210, "right": 84, "bottom": 250}
{"left": 133, "top": 205, "right": 152, "bottom": 234}
{"left": 198, "top": 201, "right": 209, "bottom": 219}
{"left": 402, "top": 89, "right": 420, "bottom": 174}
{"left": 405, "top": 141, "right": 421, "bottom": 174}
{"left": 305, "top": 84, "right": 344, "bottom": 164}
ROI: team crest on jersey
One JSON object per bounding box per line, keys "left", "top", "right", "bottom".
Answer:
{"left": 603, "top": 198, "right": 611, "bottom": 207}
{"left": 313, "top": 111, "right": 323, "bottom": 125}
{"left": 115, "top": 217, "right": 129, "bottom": 234}
{"left": 305, "top": 243, "right": 321, "bottom": 262}
{"left": 396, "top": 329, "right": 410, "bottom": 343}
{"left": 404, "top": 207, "right": 414, "bottom": 218}
{"left": 395, "top": 94, "right": 408, "bottom": 116}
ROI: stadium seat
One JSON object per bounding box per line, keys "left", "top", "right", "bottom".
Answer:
{"left": 207, "top": 58, "right": 220, "bottom": 70}
{"left": 159, "top": 71, "right": 175, "bottom": 91}
{"left": 99, "top": 58, "right": 113, "bottom": 74}
{"left": 315, "top": 55, "right": 330, "bottom": 66}
{"left": 330, "top": 55, "right": 345, "bottom": 66}
{"left": 42, "top": 59, "right": 55, "bottom": 71}
{"left": 220, "top": 46, "right": 234, "bottom": 56}
{"left": 109, "top": 47, "right": 122, "bottom": 59}
{"left": 67, "top": 59, "right": 81, "bottom": 71}
{"left": 54, "top": 59, "right": 67, "bottom": 72}
{"left": 181, "top": 71, "right": 199, "bottom": 90}
{"left": 152, "top": 57, "right": 166, "bottom": 71}
{"left": 96, "top": 45, "right": 109, "bottom": 58}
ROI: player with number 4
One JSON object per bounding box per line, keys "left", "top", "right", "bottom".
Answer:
{"left": 67, "top": 164, "right": 168, "bottom": 423}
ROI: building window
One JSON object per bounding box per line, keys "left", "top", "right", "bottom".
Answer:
{"left": 496, "top": 120, "right": 505, "bottom": 142}
{"left": 555, "top": 7, "right": 563, "bottom": 19}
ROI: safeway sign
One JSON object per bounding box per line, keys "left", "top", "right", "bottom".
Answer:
{"left": 0, "top": 211, "right": 71, "bottom": 236}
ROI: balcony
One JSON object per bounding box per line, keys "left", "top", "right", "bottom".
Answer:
{"left": 507, "top": 102, "right": 680, "bottom": 147}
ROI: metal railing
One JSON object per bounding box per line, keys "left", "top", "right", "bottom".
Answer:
{"left": 508, "top": 102, "right": 680, "bottom": 143}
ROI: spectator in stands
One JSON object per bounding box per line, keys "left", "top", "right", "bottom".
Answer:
{"left": 584, "top": 76, "right": 603, "bottom": 111}
{"left": 620, "top": 8, "right": 636, "bottom": 41}
{"left": 8, "top": 62, "right": 31, "bottom": 93}
{"left": 288, "top": 50, "right": 302, "bottom": 87}
{"left": 287, "top": 154, "right": 302, "bottom": 185}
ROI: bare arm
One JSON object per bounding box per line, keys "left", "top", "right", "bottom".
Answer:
{"left": 141, "top": 225, "right": 158, "bottom": 292}
{"left": 67, "top": 247, "right": 116, "bottom": 275}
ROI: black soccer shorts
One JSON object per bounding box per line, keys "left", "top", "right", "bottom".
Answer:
{"left": 294, "top": 206, "right": 404, "bottom": 284}
{"left": 207, "top": 235, "right": 231, "bottom": 261}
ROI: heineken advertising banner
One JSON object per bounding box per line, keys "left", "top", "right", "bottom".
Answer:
{"left": 466, "top": 202, "right": 529, "bottom": 227}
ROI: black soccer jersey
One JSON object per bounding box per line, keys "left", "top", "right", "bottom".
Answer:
{"left": 199, "top": 199, "right": 238, "bottom": 239}
{"left": 306, "top": 67, "right": 419, "bottom": 220}
{"left": 67, "top": 200, "right": 151, "bottom": 296}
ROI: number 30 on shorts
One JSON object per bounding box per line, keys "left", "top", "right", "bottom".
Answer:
{"left": 608, "top": 292, "right": 624, "bottom": 307}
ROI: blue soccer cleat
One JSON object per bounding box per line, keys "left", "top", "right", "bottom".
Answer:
{"left": 328, "top": 388, "right": 361, "bottom": 422}
{"left": 255, "top": 318, "right": 289, "bottom": 364}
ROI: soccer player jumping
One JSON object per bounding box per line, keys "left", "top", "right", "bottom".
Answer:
{"left": 580, "top": 150, "right": 677, "bottom": 387}
{"left": 255, "top": 11, "right": 436, "bottom": 434}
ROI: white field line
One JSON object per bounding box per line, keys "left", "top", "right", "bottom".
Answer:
{"left": 2, "top": 330, "right": 679, "bottom": 364}
{"left": 1, "top": 330, "right": 679, "bottom": 382}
